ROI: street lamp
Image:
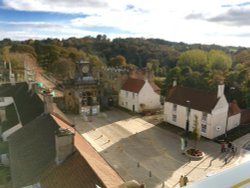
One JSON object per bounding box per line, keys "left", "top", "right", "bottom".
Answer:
{"left": 186, "top": 100, "right": 191, "bottom": 137}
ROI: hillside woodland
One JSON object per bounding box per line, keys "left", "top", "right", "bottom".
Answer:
{"left": 0, "top": 35, "right": 250, "bottom": 108}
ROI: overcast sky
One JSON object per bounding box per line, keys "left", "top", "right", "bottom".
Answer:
{"left": 1, "top": 0, "right": 250, "bottom": 47}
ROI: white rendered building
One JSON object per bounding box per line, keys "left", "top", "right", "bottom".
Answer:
{"left": 163, "top": 82, "right": 241, "bottom": 139}
{"left": 119, "top": 78, "right": 161, "bottom": 112}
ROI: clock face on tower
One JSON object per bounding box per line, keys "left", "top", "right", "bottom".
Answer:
{"left": 82, "top": 65, "right": 89, "bottom": 73}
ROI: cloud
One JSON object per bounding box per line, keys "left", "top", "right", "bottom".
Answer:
{"left": 0, "top": 30, "right": 49, "bottom": 40}
{"left": 6, "top": 21, "right": 65, "bottom": 29}
{"left": 185, "top": 13, "right": 204, "bottom": 20}
{"left": 221, "top": 4, "right": 233, "bottom": 8}
{"left": 2, "top": 0, "right": 108, "bottom": 14}
{"left": 3, "top": 0, "right": 250, "bottom": 47}
{"left": 0, "top": 20, "right": 135, "bottom": 41}
{"left": 207, "top": 8, "right": 250, "bottom": 26}
{"left": 221, "top": 1, "right": 250, "bottom": 8}
{"left": 236, "top": 1, "right": 250, "bottom": 7}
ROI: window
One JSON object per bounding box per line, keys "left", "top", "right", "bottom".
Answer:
{"left": 132, "top": 93, "right": 135, "bottom": 99}
{"left": 202, "top": 112, "right": 207, "bottom": 121}
{"left": 126, "top": 91, "right": 128, "bottom": 98}
{"left": 0, "top": 98, "right": 4, "bottom": 102}
{"left": 172, "top": 114, "right": 177, "bottom": 122}
{"left": 201, "top": 124, "right": 207, "bottom": 133}
{"left": 173, "top": 104, "right": 177, "bottom": 112}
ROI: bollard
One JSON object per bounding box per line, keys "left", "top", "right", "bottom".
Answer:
{"left": 149, "top": 171, "right": 152, "bottom": 177}
{"left": 137, "top": 162, "right": 140, "bottom": 168}
{"left": 162, "top": 182, "right": 165, "bottom": 187}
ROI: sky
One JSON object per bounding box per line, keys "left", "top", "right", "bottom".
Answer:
{"left": 1, "top": 0, "right": 250, "bottom": 47}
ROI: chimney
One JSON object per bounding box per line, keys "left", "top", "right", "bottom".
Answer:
{"left": 9, "top": 73, "right": 15, "bottom": 85}
{"left": 55, "top": 128, "right": 75, "bottom": 164}
{"left": 8, "top": 62, "right": 15, "bottom": 85}
{"left": 145, "top": 70, "right": 154, "bottom": 81}
{"left": 28, "top": 81, "right": 37, "bottom": 92}
{"left": 217, "top": 82, "right": 225, "bottom": 98}
{"left": 43, "top": 89, "right": 54, "bottom": 114}
{"left": 173, "top": 80, "right": 177, "bottom": 87}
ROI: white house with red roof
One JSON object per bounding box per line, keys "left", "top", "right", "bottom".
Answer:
{"left": 164, "top": 82, "right": 241, "bottom": 139}
{"left": 119, "top": 78, "right": 161, "bottom": 112}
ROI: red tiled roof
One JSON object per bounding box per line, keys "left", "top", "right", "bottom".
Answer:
{"left": 240, "top": 109, "right": 250, "bottom": 124}
{"left": 121, "top": 78, "right": 161, "bottom": 94}
{"left": 149, "top": 81, "right": 161, "bottom": 94}
{"left": 121, "top": 78, "right": 145, "bottom": 93}
{"left": 228, "top": 100, "right": 241, "bottom": 116}
{"left": 40, "top": 151, "right": 105, "bottom": 188}
{"left": 166, "top": 86, "right": 219, "bottom": 113}
{"left": 51, "top": 113, "right": 124, "bottom": 188}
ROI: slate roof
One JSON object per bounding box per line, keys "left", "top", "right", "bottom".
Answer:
{"left": 8, "top": 112, "right": 111, "bottom": 188}
{"left": 166, "top": 86, "right": 219, "bottom": 113}
{"left": 121, "top": 78, "right": 160, "bottom": 94}
{"left": 0, "top": 82, "right": 44, "bottom": 125}
{"left": 1, "top": 103, "right": 19, "bottom": 132}
{"left": 8, "top": 114, "right": 58, "bottom": 188}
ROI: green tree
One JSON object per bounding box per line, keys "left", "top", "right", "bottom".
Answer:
{"left": 208, "top": 50, "right": 232, "bottom": 71}
{"left": 88, "top": 54, "right": 105, "bottom": 78}
{"left": 67, "top": 47, "right": 86, "bottom": 62}
{"left": 177, "top": 49, "right": 208, "bottom": 71}
{"left": 233, "top": 49, "right": 250, "bottom": 66}
{"left": 10, "top": 44, "right": 37, "bottom": 59}
{"left": 49, "top": 58, "right": 75, "bottom": 80}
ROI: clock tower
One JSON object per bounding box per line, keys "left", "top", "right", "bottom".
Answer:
{"left": 63, "top": 60, "right": 100, "bottom": 116}
{"left": 77, "top": 60, "right": 90, "bottom": 76}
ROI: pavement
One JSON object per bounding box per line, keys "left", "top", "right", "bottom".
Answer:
{"left": 66, "top": 108, "right": 250, "bottom": 188}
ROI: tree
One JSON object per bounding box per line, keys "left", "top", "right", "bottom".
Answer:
{"left": 192, "top": 115, "right": 200, "bottom": 149}
{"left": 10, "top": 44, "right": 37, "bottom": 59}
{"left": 88, "top": 54, "right": 105, "bottom": 78}
{"left": 67, "top": 47, "right": 86, "bottom": 62}
{"left": 49, "top": 58, "right": 75, "bottom": 80}
{"left": 177, "top": 49, "right": 208, "bottom": 72}
{"left": 233, "top": 49, "right": 250, "bottom": 66}
{"left": 109, "top": 55, "right": 127, "bottom": 67}
{"left": 146, "top": 59, "right": 160, "bottom": 72}
{"left": 208, "top": 50, "right": 232, "bottom": 71}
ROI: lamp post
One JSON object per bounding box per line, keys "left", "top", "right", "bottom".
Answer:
{"left": 186, "top": 100, "right": 191, "bottom": 137}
